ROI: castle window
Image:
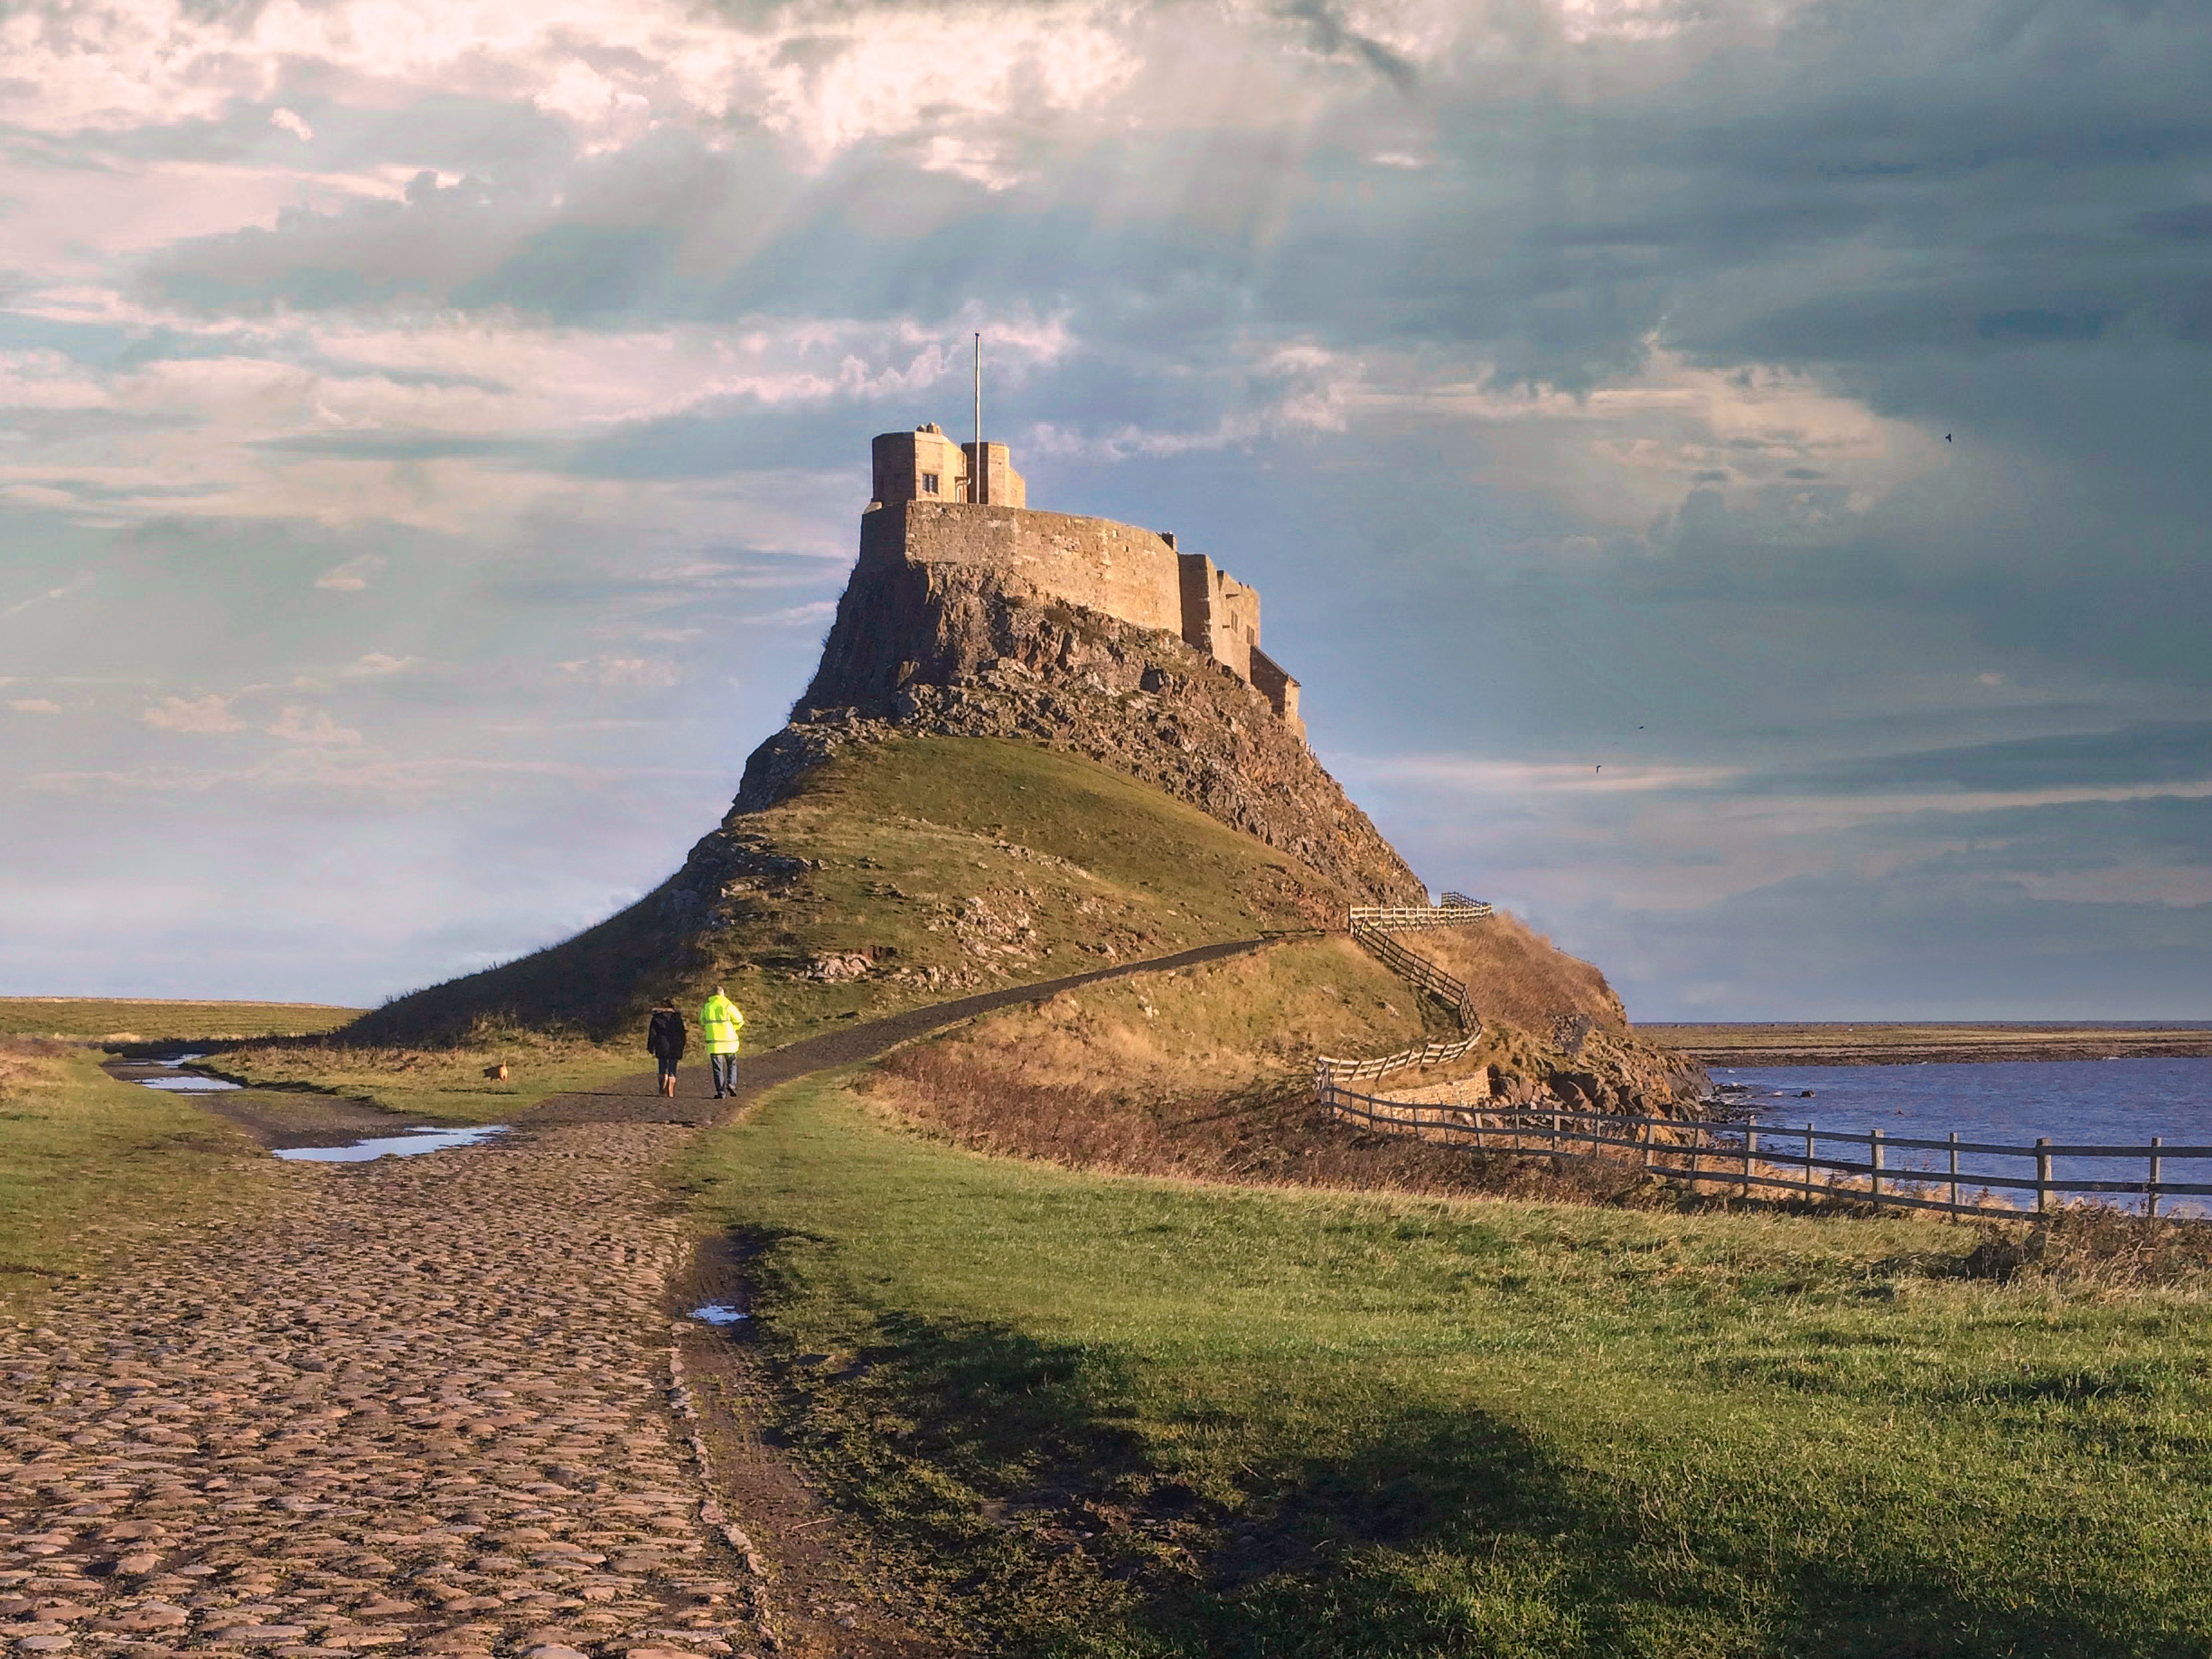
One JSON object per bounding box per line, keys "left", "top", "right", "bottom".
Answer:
{"left": 921, "top": 472, "right": 940, "bottom": 495}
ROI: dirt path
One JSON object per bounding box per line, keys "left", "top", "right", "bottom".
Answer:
{"left": 0, "top": 937, "right": 1282, "bottom": 1656}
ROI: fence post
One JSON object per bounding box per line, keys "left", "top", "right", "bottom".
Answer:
{"left": 1742, "top": 1126, "right": 1755, "bottom": 1199}
{"left": 1641, "top": 1117, "right": 1653, "bottom": 1170}
{"left": 1948, "top": 1131, "right": 1960, "bottom": 1219}
{"left": 1804, "top": 1124, "right": 1814, "bottom": 1204}
{"left": 2150, "top": 1137, "right": 2163, "bottom": 1222}
{"left": 1688, "top": 1123, "right": 1701, "bottom": 1191}
{"left": 1870, "top": 1129, "right": 1884, "bottom": 1206}
{"left": 2036, "top": 1138, "right": 2051, "bottom": 1216}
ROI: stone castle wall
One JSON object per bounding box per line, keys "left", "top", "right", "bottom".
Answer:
{"left": 856, "top": 428, "right": 1303, "bottom": 736}
{"left": 883, "top": 501, "right": 1186, "bottom": 638}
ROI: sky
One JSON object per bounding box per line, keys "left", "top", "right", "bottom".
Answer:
{"left": 4, "top": 0, "right": 2209, "bottom": 1018}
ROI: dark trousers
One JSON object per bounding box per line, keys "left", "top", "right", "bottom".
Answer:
{"left": 711, "top": 1052, "right": 739, "bottom": 1096}
{"left": 657, "top": 1058, "right": 678, "bottom": 1085}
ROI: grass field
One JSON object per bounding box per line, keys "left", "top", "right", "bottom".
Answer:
{"left": 213, "top": 1025, "right": 638, "bottom": 1123}
{"left": 676, "top": 1077, "right": 2212, "bottom": 1658}
{"left": 0, "top": 1043, "right": 276, "bottom": 1315}
{"left": 0, "top": 997, "right": 359, "bottom": 1042}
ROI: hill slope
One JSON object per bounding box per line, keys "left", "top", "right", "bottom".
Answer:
{"left": 355, "top": 736, "right": 1361, "bottom": 1045}
{"left": 747, "top": 559, "right": 1424, "bottom": 905}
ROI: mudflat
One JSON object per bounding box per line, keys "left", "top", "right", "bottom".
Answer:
{"left": 1645, "top": 1021, "right": 2212, "bottom": 1065}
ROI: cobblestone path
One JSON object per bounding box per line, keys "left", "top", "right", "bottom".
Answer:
{"left": 0, "top": 938, "right": 1289, "bottom": 1657}
{"left": 0, "top": 1118, "right": 767, "bottom": 1659}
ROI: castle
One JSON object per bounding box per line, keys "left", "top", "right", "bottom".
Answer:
{"left": 866, "top": 425, "right": 1303, "bottom": 736}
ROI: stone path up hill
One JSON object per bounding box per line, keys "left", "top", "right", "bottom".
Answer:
{"left": 742, "top": 558, "right": 1423, "bottom": 908}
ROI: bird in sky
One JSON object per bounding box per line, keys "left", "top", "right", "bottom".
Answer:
{"left": 1945, "top": 434, "right": 1953, "bottom": 443}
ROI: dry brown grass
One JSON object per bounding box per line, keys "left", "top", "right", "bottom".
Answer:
{"left": 864, "top": 927, "right": 1709, "bottom": 1208}
{"left": 867, "top": 1043, "right": 1651, "bottom": 1204}
{"left": 1956, "top": 1206, "right": 2212, "bottom": 1290}
{"left": 0, "top": 1036, "right": 69, "bottom": 1099}
{"left": 1409, "top": 911, "right": 1628, "bottom": 1035}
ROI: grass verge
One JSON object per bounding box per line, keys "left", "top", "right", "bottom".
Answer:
{"left": 212, "top": 1022, "right": 637, "bottom": 1123}
{"left": 672, "top": 1074, "right": 2212, "bottom": 1658}
{"left": 0, "top": 1042, "right": 277, "bottom": 1315}
{"left": 0, "top": 997, "right": 358, "bottom": 1043}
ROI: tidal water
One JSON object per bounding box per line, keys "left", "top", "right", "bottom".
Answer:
{"left": 274, "top": 1125, "right": 510, "bottom": 1163}
{"left": 1719, "top": 1056, "right": 2212, "bottom": 1215}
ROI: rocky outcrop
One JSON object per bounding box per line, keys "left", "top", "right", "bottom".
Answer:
{"left": 733, "top": 562, "right": 1425, "bottom": 905}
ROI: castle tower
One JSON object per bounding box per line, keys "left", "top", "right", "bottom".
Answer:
{"left": 870, "top": 423, "right": 970, "bottom": 507}
{"left": 961, "top": 441, "right": 1026, "bottom": 507}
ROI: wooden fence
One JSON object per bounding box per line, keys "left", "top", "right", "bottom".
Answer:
{"left": 1320, "top": 1081, "right": 2212, "bottom": 1221}
{"left": 1318, "top": 897, "right": 1491, "bottom": 1088}
{"left": 1347, "top": 894, "right": 1493, "bottom": 931}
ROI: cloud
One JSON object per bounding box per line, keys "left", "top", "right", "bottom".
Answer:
{"left": 267, "top": 706, "right": 364, "bottom": 746}
{"left": 268, "top": 107, "right": 314, "bottom": 143}
{"left": 344, "top": 651, "right": 417, "bottom": 676}
{"left": 2, "top": 571, "right": 96, "bottom": 618}
{"left": 142, "top": 694, "right": 245, "bottom": 734}
{"left": 315, "top": 556, "right": 387, "bottom": 591}
{"left": 557, "top": 656, "right": 681, "bottom": 688}
{"left": 8, "top": 698, "right": 63, "bottom": 715}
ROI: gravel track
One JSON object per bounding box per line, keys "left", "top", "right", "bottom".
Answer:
{"left": 1, "top": 936, "right": 1282, "bottom": 1656}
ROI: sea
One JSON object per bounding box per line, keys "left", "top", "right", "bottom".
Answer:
{"left": 1716, "top": 1055, "right": 2212, "bottom": 1216}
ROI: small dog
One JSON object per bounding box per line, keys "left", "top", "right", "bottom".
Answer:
{"left": 483, "top": 1063, "right": 510, "bottom": 1082}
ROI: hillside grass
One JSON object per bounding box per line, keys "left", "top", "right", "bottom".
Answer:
{"left": 0, "top": 1043, "right": 277, "bottom": 1315}
{"left": 1411, "top": 914, "right": 1628, "bottom": 1036}
{"left": 362, "top": 735, "right": 1349, "bottom": 1046}
{"left": 675, "top": 1076, "right": 2212, "bottom": 1658}
{"left": 0, "top": 997, "right": 358, "bottom": 1043}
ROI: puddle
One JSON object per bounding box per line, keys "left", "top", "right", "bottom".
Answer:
{"left": 276, "top": 1125, "right": 510, "bottom": 1163}
{"left": 691, "top": 1304, "right": 749, "bottom": 1326}
{"left": 133, "top": 1074, "right": 244, "bottom": 1092}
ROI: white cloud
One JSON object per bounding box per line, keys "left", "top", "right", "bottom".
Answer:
{"left": 268, "top": 106, "right": 314, "bottom": 142}
{"left": 557, "top": 656, "right": 681, "bottom": 688}
{"left": 143, "top": 694, "right": 245, "bottom": 733}
{"left": 344, "top": 651, "right": 417, "bottom": 676}
{"left": 2, "top": 569, "right": 96, "bottom": 618}
{"left": 315, "top": 556, "right": 387, "bottom": 591}
{"left": 1348, "top": 342, "right": 1947, "bottom": 535}
{"left": 8, "top": 698, "right": 63, "bottom": 715}
{"left": 736, "top": 601, "right": 838, "bottom": 627}
{"left": 1368, "top": 755, "right": 1746, "bottom": 793}
{"left": 267, "top": 706, "right": 363, "bottom": 745}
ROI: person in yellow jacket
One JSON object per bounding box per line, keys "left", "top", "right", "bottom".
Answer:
{"left": 699, "top": 986, "right": 745, "bottom": 1100}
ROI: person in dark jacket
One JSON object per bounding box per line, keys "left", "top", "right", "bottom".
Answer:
{"left": 646, "top": 1000, "right": 687, "bottom": 1099}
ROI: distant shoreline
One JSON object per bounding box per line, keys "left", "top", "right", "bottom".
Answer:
{"left": 1645, "top": 1022, "right": 2212, "bottom": 1066}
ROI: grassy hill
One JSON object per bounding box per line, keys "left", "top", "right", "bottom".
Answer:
{"left": 350, "top": 735, "right": 1359, "bottom": 1048}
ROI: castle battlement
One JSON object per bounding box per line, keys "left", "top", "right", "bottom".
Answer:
{"left": 863, "top": 426, "right": 1302, "bottom": 736}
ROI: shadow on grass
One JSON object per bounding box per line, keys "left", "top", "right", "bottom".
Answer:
{"left": 730, "top": 1223, "right": 2206, "bottom": 1659}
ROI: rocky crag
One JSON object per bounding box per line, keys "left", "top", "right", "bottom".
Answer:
{"left": 720, "top": 560, "right": 1423, "bottom": 906}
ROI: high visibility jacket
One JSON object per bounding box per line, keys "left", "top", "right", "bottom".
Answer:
{"left": 699, "top": 993, "right": 745, "bottom": 1055}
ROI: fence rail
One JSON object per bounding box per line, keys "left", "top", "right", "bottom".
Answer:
{"left": 1348, "top": 895, "right": 1493, "bottom": 931}
{"left": 1320, "top": 1082, "right": 2212, "bottom": 1221}
{"left": 1318, "top": 897, "right": 1492, "bottom": 1089}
